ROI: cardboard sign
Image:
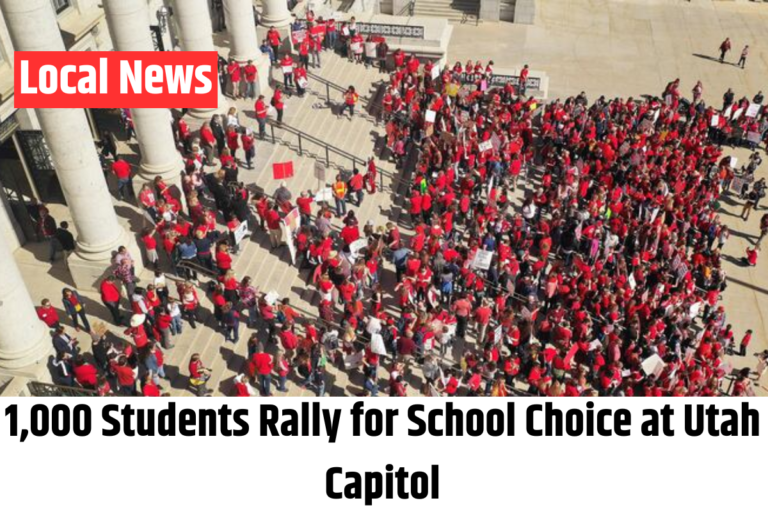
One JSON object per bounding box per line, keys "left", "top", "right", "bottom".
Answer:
{"left": 364, "top": 42, "right": 377, "bottom": 58}
{"left": 710, "top": 114, "right": 720, "bottom": 127}
{"left": 478, "top": 140, "right": 493, "bottom": 153}
{"left": 425, "top": 109, "right": 436, "bottom": 123}
{"left": 297, "top": 77, "right": 308, "bottom": 89}
{"left": 314, "top": 160, "right": 326, "bottom": 181}
{"left": 282, "top": 65, "right": 293, "bottom": 74}
{"left": 431, "top": 65, "right": 440, "bottom": 80}
{"left": 272, "top": 161, "right": 294, "bottom": 180}
{"left": 471, "top": 249, "right": 494, "bottom": 270}
{"left": 292, "top": 29, "right": 306, "bottom": 43}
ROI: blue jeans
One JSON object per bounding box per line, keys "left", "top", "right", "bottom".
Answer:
{"left": 278, "top": 375, "right": 287, "bottom": 392}
{"left": 335, "top": 197, "right": 346, "bottom": 216}
{"left": 152, "top": 366, "right": 166, "bottom": 385}
{"left": 225, "top": 320, "right": 240, "bottom": 342}
{"left": 259, "top": 374, "right": 272, "bottom": 395}
{"left": 117, "top": 178, "right": 132, "bottom": 200}
{"left": 245, "top": 81, "right": 256, "bottom": 99}
{"left": 170, "top": 316, "right": 183, "bottom": 335}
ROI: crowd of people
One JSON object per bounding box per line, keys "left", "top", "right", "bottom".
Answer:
{"left": 30, "top": 20, "right": 768, "bottom": 398}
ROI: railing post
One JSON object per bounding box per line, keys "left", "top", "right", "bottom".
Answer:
{"left": 298, "top": 132, "right": 303, "bottom": 156}
{"left": 326, "top": 82, "right": 331, "bottom": 104}
{"left": 270, "top": 123, "right": 275, "bottom": 144}
{"left": 326, "top": 145, "right": 330, "bottom": 166}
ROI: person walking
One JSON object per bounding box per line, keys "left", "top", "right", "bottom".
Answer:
{"left": 62, "top": 288, "right": 90, "bottom": 332}
{"left": 738, "top": 45, "right": 749, "bottom": 69}
{"left": 272, "top": 85, "right": 285, "bottom": 124}
{"left": 50, "top": 221, "right": 75, "bottom": 264}
{"left": 718, "top": 37, "right": 731, "bottom": 63}
{"left": 111, "top": 156, "right": 133, "bottom": 201}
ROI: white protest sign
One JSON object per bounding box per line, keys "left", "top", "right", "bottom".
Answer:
{"left": 641, "top": 354, "right": 665, "bottom": 378}
{"left": 710, "top": 114, "right": 720, "bottom": 127}
{"left": 733, "top": 107, "right": 744, "bottom": 120}
{"left": 349, "top": 238, "right": 368, "bottom": 259}
{"left": 746, "top": 103, "right": 761, "bottom": 118}
{"left": 425, "top": 110, "right": 436, "bottom": 124}
{"left": 234, "top": 220, "right": 250, "bottom": 245}
{"left": 370, "top": 333, "right": 387, "bottom": 356}
{"left": 478, "top": 140, "right": 493, "bottom": 153}
{"left": 431, "top": 65, "right": 440, "bottom": 80}
{"left": 472, "top": 249, "right": 494, "bottom": 270}
{"left": 315, "top": 187, "right": 333, "bottom": 203}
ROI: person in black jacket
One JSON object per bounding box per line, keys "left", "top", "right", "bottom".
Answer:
{"left": 50, "top": 221, "right": 75, "bottom": 263}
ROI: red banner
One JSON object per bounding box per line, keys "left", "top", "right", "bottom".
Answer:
{"left": 14, "top": 51, "right": 219, "bottom": 108}
{"left": 272, "top": 161, "right": 295, "bottom": 180}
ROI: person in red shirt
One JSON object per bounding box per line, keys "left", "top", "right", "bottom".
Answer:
{"left": 740, "top": 329, "right": 753, "bottom": 357}
{"left": 349, "top": 168, "right": 365, "bottom": 206}
{"left": 111, "top": 355, "right": 136, "bottom": 396}
{"left": 249, "top": 343, "right": 274, "bottom": 396}
{"left": 280, "top": 53, "right": 294, "bottom": 89}
{"left": 227, "top": 58, "right": 242, "bottom": 99}
{"left": 518, "top": 64, "right": 530, "bottom": 96}
{"left": 267, "top": 27, "right": 281, "bottom": 64}
{"left": 265, "top": 203, "right": 282, "bottom": 248}
{"left": 272, "top": 85, "right": 285, "bottom": 124}
{"left": 188, "top": 353, "right": 211, "bottom": 396}
{"left": 111, "top": 156, "right": 133, "bottom": 200}
{"left": 241, "top": 128, "right": 255, "bottom": 169}
{"left": 296, "top": 190, "right": 314, "bottom": 226}
{"left": 243, "top": 59, "right": 258, "bottom": 99}
{"left": 100, "top": 276, "right": 123, "bottom": 325}
{"left": 72, "top": 355, "right": 98, "bottom": 389}
{"left": 254, "top": 95, "right": 268, "bottom": 139}
{"left": 36, "top": 298, "right": 60, "bottom": 329}
{"left": 294, "top": 62, "right": 308, "bottom": 97}
{"left": 142, "top": 374, "right": 161, "bottom": 397}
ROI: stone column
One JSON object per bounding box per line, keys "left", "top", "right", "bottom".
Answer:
{"left": 224, "top": 0, "right": 271, "bottom": 97}
{"left": 171, "top": 0, "right": 227, "bottom": 118}
{"left": 260, "top": 0, "right": 292, "bottom": 28}
{"left": 0, "top": 218, "right": 51, "bottom": 369}
{"left": 0, "top": 0, "right": 141, "bottom": 289}
{"left": 103, "top": 0, "right": 185, "bottom": 198}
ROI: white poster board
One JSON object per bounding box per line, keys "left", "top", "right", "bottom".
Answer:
{"left": 641, "top": 354, "right": 665, "bottom": 378}
{"left": 315, "top": 187, "right": 333, "bottom": 203}
{"left": 234, "top": 220, "right": 250, "bottom": 245}
{"left": 430, "top": 65, "right": 440, "bottom": 80}
{"left": 746, "top": 103, "right": 761, "bottom": 118}
{"left": 471, "top": 249, "right": 494, "bottom": 270}
{"left": 478, "top": 140, "right": 493, "bottom": 153}
{"left": 425, "top": 110, "right": 436, "bottom": 123}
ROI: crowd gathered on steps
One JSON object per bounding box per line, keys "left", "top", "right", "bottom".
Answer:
{"left": 30, "top": 24, "right": 768, "bottom": 397}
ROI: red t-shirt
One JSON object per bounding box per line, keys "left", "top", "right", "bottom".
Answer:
{"left": 112, "top": 160, "right": 131, "bottom": 179}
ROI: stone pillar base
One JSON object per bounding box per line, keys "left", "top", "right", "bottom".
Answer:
{"left": 67, "top": 224, "right": 143, "bottom": 290}
{"left": 0, "top": 337, "right": 51, "bottom": 371}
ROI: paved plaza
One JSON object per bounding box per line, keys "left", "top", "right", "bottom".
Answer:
{"left": 3, "top": 0, "right": 768, "bottom": 396}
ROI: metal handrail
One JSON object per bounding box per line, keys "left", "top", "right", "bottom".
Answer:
{"left": 266, "top": 119, "right": 402, "bottom": 190}
{"left": 27, "top": 381, "right": 98, "bottom": 397}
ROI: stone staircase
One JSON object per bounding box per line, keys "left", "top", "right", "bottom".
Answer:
{"left": 413, "top": 0, "right": 479, "bottom": 23}
{"left": 162, "top": 50, "right": 410, "bottom": 397}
